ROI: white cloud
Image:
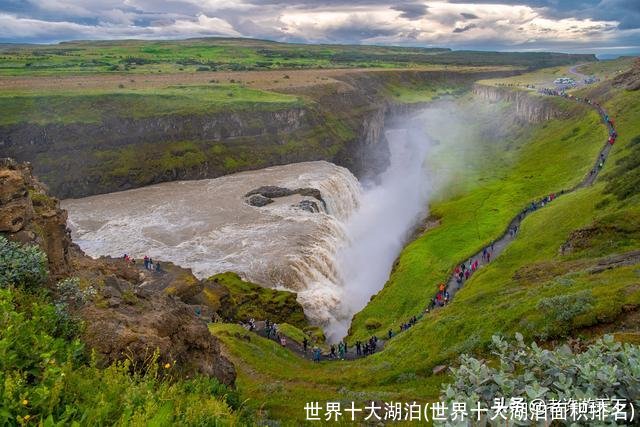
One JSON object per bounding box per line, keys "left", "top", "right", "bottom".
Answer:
{"left": 0, "top": 0, "right": 634, "bottom": 52}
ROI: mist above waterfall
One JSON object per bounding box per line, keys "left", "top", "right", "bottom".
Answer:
{"left": 322, "top": 97, "right": 513, "bottom": 341}
{"left": 324, "top": 114, "right": 435, "bottom": 342}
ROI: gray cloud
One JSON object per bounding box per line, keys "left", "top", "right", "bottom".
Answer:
{"left": 453, "top": 24, "right": 477, "bottom": 33}
{"left": 391, "top": 3, "right": 429, "bottom": 20}
{"left": 460, "top": 12, "right": 479, "bottom": 19}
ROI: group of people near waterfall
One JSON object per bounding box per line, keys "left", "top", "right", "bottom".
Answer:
{"left": 355, "top": 336, "right": 378, "bottom": 357}
{"left": 539, "top": 90, "right": 618, "bottom": 175}
{"left": 397, "top": 316, "right": 418, "bottom": 334}
{"left": 122, "top": 253, "right": 161, "bottom": 272}
{"left": 329, "top": 341, "right": 349, "bottom": 359}
{"left": 235, "top": 91, "right": 619, "bottom": 366}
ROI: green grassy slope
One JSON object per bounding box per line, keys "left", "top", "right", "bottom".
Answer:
{"left": 0, "top": 38, "right": 595, "bottom": 76}
{"left": 349, "top": 97, "right": 606, "bottom": 341}
{"left": 0, "top": 84, "right": 302, "bottom": 126}
{"left": 208, "top": 73, "right": 640, "bottom": 423}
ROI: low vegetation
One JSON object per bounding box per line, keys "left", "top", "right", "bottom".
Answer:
{"left": 0, "top": 84, "right": 302, "bottom": 126}
{"left": 442, "top": 333, "right": 640, "bottom": 420}
{"left": 0, "top": 237, "right": 243, "bottom": 425}
{"left": 0, "top": 38, "right": 594, "bottom": 76}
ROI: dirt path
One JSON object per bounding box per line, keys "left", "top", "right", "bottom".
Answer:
{"left": 568, "top": 63, "right": 589, "bottom": 85}
{"left": 224, "top": 92, "right": 617, "bottom": 362}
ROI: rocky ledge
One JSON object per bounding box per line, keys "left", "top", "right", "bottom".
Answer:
{"left": 245, "top": 185, "right": 327, "bottom": 211}
{"left": 0, "top": 158, "right": 235, "bottom": 385}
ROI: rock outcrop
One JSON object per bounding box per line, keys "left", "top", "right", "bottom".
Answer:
{"left": 472, "top": 84, "right": 565, "bottom": 123}
{"left": 166, "top": 271, "right": 309, "bottom": 330}
{"left": 612, "top": 58, "right": 640, "bottom": 91}
{"left": 0, "top": 158, "right": 72, "bottom": 279}
{"left": 245, "top": 185, "right": 327, "bottom": 210}
{"left": 0, "top": 159, "right": 236, "bottom": 385}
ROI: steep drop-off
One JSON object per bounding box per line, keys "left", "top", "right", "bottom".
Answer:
{"left": 472, "top": 83, "right": 566, "bottom": 123}
{"left": 0, "top": 69, "right": 515, "bottom": 198}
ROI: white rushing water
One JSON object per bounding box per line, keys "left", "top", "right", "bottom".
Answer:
{"left": 325, "top": 120, "right": 433, "bottom": 341}
{"left": 63, "top": 161, "right": 362, "bottom": 326}
{"left": 63, "top": 111, "right": 433, "bottom": 341}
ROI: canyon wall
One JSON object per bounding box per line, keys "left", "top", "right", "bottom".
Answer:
{"left": 472, "top": 84, "right": 566, "bottom": 123}
{"left": 0, "top": 69, "right": 515, "bottom": 198}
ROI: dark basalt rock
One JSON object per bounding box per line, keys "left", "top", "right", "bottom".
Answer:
{"left": 295, "top": 200, "right": 321, "bottom": 213}
{"left": 245, "top": 185, "right": 327, "bottom": 210}
{"left": 247, "top": 194, "right": 274, "bottom": 207}
{"left": 245, "top": 185, "right": 294, "bottom": 199}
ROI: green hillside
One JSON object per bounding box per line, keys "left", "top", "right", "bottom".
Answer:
{"left": 0, "top": 38, "right": 595, "bottom": 76}
{"left": 206, "top": 63, "right": 640, "bottom": 421}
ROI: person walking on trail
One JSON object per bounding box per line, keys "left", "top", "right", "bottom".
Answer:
{"left": 303, "top": 337, "right": 309, "bottom": 353}
{"left": 155, "top": 262, "right": 161, "bottom": 272}
{"left": 143, "top": 255, "right": 149, "bottom": 269}
{"left": 338, "top": 342, "right": 345, "bottom": 360}
{"left": 439, "top": 283, "right": 445, "bottom": 292}
{"left": 388, "top": 329, "right": 393, "bottom": 340}
{"left": 356, "top": 341, "right": 362, "bottom": 356}
{"left": 330, "top": 344, "right": 336, "bottom": 359}
{"left": 487, "top": 252, "right": 491, "bottom": 263}
{"left": 313, "top": 346, "right": 321, "bottom": 363}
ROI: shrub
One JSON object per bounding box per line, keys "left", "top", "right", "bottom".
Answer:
{"left": 0, "top": 287, "right": 242, "bottom": 425}
{"left": 536, "top": 290, "right": 593, "bottom": 336}
{"left": 56, "top": 277, "right": 97, "bottom": 307}
{"left": 0, "top": 236, "right": 47, "bottom": 290}
{"left": 0, "top": 288, "right": 84, "bottom": 424}
{"left": 441, "top": 333, "right": 640, "bottom": 425}
{"left": 365, "top": 318, "right": 382, "bottom": 330}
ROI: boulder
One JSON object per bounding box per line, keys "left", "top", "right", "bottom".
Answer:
{"left": 80, "top": 288, "right": 236, "bottom": 385}
{"left": 247, "top": 194, "right": 274, "bottom": 207}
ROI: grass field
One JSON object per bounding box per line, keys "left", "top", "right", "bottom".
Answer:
{"left": 0, "top": 84, "right": 302, "bottom": 126}
{"left": 207, "top": 67, "right": 640, "bottom": 422}
{"left": 0, "top": 38, "right": 595, "bottom": 77}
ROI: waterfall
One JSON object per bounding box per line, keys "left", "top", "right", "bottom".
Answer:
{"left": 323, "top": 118, "right": 433, "bottom": 342}
{"left": 62, "top": 161, "right": 363, "bottom": 326}
{"left": 62, "top": 107, "right": 434, "bottom": 339}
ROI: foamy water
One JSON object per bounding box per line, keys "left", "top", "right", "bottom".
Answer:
{"left": 64, "top": 111, "right": 437, "bottom": 341}
{"left": 63, "top": 161, "right": 361, "bottom": 326}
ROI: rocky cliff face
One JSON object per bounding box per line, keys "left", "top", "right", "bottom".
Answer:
{"left": 0, "top": 158, "right": 72, "bottom": 279}
{"left": 0, "top": 69, "right": 516, "bottom": 199}
{"left": 472, "top": 84, "right": 565, "bottom": 123}
{"left": 0, "top": 159, "right": 236, "bottom": 385}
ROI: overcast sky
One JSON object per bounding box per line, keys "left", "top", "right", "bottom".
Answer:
{"left": 1, "top": 0, "right": 639, "bottom": 54}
